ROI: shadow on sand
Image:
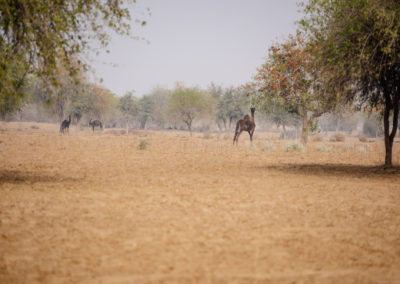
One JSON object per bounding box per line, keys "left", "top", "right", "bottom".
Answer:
{"left": 256, "top": 163, "right": 400, "bottom": 179}
{"left": 0, "top": 170, "right": 81, "bottom": 185}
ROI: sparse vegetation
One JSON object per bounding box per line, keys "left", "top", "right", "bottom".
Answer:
{"left": 137, "top": 140, "right": 149, "bottom": 150}
{"left": 359, "top": 135, "right": 367, "bottom": 143}
{"left": 315, "top": 143, "right": 333, "bottom": 152}
{"left": 312, "top": 135, "right": 323, "bottom": 142}
{"left": 245, "top": 141, "right": 257, "bottom": 151}
{"left": 340, "top": 143, "right": 355, "bottom": 152}
{"left": 330, "top": 132, "right": 346, "bottom": 142}
{"left": 282, "top": 140, "right": 304, "bottom": 152}
{"left": 261, "top": 141, "right": 277, "bottom": 152}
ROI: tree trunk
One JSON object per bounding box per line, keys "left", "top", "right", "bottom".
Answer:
{"left": 188, "top": 124, "right": 192, "bottom": 136}
{"left": 282, "top": 123, "right": 286, "bottom": 140}
{"left": 301, "top": 110, "right": 309, "bottom": 144}
{"left": 125, "top": 119, "right": 129, "bottom": 135}
{"left": 384, "top": 95, "right": 399, "bottom": 168}
{"left": 140, "top": 119, "right": 146, "bottom": 129}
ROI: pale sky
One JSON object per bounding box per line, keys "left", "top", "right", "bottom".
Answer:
{"left": 89, "top": 0, "right": 302, "bottom": 97}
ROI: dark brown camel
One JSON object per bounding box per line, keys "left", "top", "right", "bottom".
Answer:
{"left": 89, "top": 119, "right": 103, "bottom": 133}
{"left": 60, "top": 115, "right": 71, "bottom": 135}
{"left": 233, "top": 107, "right": 256, "bottom": 145}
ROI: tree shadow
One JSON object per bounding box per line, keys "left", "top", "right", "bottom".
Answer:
{"left": 256, "top": 163, "right": 400, "bottom": 179}
{"left": 0, "top": 170, "right": 81, "bottom": 185}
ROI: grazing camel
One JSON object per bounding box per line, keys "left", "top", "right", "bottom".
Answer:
{"left": 233, "top": 107, "right": 256, "bottom": 145}
{"left": 89, "top": 119, "right": 103, "bottom": 133}
{"left": 60, "top": 115, "right": 71, "bottom": 135}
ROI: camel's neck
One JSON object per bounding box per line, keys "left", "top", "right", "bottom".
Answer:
{"left": 251, "top": 108, "right": 255, "bottom": 120}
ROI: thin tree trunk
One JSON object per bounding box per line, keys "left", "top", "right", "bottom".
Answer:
{"left": 384, "top": 95, "right": 399, "bottom": 168}
{"left": 125, "top": 119, "right": 129, "bottom": 135}
{"left": 301, "top": 110, "right": 309, "bottom": 144}
{"left": 282, "top": 123, "right": 286, "bottom": 139}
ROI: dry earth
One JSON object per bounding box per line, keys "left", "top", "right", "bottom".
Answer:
{"left": 1, "top": 122, "right": 400, "bottom": 283}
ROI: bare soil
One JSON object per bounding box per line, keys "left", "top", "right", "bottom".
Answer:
{"left": 1, "top": 122, "right": 400, "bottom": 283}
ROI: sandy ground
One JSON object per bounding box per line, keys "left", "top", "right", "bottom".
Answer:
{"left": 0, "top": 122, "right": 400, "bottom": 283}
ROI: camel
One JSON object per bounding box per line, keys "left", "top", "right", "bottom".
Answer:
{"left": 60, "top": 115, "right": 71, "bottom": 135}
{"left": 233, "top": 107, "right": 256, "bottom": 145}
{"left": 89, "top": 119, "right": 103, "bottom": 133}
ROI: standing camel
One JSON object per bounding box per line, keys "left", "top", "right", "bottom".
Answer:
{"left": 89, "top": 119, "right": 103, "bottom": 133}
{"left": 233, "top": 107, "right": 256, "bottom": 145}
{"left": 60, "top": 115, "right": 71, "bottom": 135}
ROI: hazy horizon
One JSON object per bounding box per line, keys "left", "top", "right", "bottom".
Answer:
{"left": 88, "top": 0, "right": 302, "bottom": 97}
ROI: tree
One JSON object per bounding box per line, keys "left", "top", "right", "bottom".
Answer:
{"left": 210, "top": 84, "right": 247, "bottom": 131}
{"left": 118, "top": 92, "right": 140, "bottom": 134}
{"left": 301, "top": 0, "right": 400, "bottom": 167}
{"left": 138, "top": 95, "right": 155, "bottom": 129}
{"left": 0, "top": 0, "right": 146, "bottom": 119}
{"left": 0, "top": 56, "right": 27, "bottom": 119}
{"left": 168, "top": 86, "right": 209, "bottom": 136}
{"left": 261, "top": 95, "right": 300, "bottom": 139}
{"left": 145, "top": 87, "right": 170, "bottom": 129}
{"left": 248, "top": 34, "right": 335, "bottom": 144}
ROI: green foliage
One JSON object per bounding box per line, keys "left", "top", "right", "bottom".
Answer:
{"left": 209, "top": 84, "right": 247, "bottom": 131}
{"left": 144, "top": 87, "right": 170, "bottom": 128}
{"left": 0, "top": 0, "right": 146, "bottom": 119}
{"left": 118, "top": 92, "right": 140, "bottom": 118}
{"left": 0, "top": 56, "right": 29, "bottom": 119}
{"left": 138, "top": 95, "right": 155, "bottom": 129}
{"left": 168, "top": 86, "right": 210, "bottom": 135}
{"left": 247, "top": 34, "right": 334, "bottom": 144}
{"left": 300, "top": 0, "right": 400, "bottom": 166}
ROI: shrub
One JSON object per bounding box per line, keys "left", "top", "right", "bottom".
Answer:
{"left": 340, "top": 143, "right": 355, "bottom": 152}
{"left": 30, "top": 125, "right": 39, "bottom": 129}
{"left": 315, "top": 143, "right": 333, "bottom": 152}
{"left": 357, "top": 144, "right": 372, "bottom": 153}
{"left": 329, "top": 132, "right": 345, "bottom": 142}
{"left": 312, "top": 135, "right": 323, "bottom": 142}
{"left": 137, "top": 140, "right": 149, "bottom": 150}
{"left": 261, "top": 141, "right": 276, "bottom": 152}
{"left": 245, "top": 142, "right": 257, "bottom": 151}
{"left": 282, "top": 141, "right": 304, "bottom": 152}
{"left": 359, "top": 135, "right": 367, "bottom": 142}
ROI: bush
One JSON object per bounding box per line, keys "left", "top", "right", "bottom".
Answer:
{"left": 137, "top": 140, "right": 149, "bottom": 150}
{"left": 30, "top": 125, "right": 39, "bottom": 129}
{"left": 359, "top": 135, "right": 367, "bottom": 142}
{"left": 282, "top": 141, "right": 304, "bottom": 152}
{"left": 312, "top": 135, "right": 323, "bottom": 142}
{"left": 315, "top": 143, "right": 333, "bottom": 152}
{"left": 357, "top": 144, "right": 372, "bottom": 153}
{"left": 245, "top": 142, "right": 257, "bottom": 151}
{"left": 261, "top": 141, "right": 276, "bottom": 152}
{"left": 329, "top": 132, "right": 345, "bottom": 142}
{"left": 340, "top": 143, "right": 355, "bottom": 152}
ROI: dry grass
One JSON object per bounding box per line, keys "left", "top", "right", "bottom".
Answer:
{"left": 1, "top": 122, "right": 400, "bottom": 283}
